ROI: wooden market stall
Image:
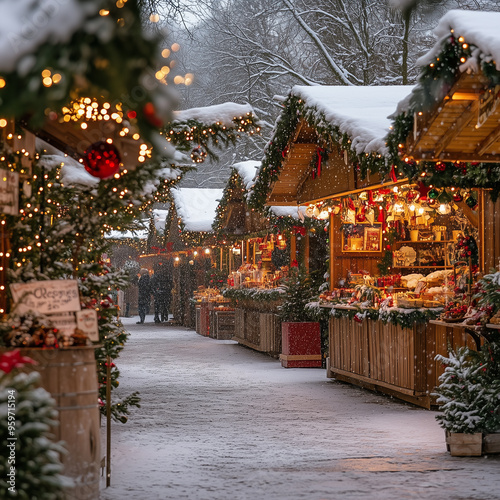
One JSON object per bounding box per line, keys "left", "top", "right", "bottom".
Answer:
{"left": 159, "top": 187, "right": 224, "bottom": 331}
{"left": 251, "top": 83, "right": 483, "bottom": 408}
{"left": 385, "top": 9, "right": 500, "bottom": 404}
{"left": 214, "top": 160, "right": 327, "bottom": 355}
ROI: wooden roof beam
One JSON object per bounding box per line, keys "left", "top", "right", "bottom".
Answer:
{"left": 476, "top": 121, "right": 500, "bottom": 156}
{"left": 434, "top": 100, "right": 479, "bottom": 158}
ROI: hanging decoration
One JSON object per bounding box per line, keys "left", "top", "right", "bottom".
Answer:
{"left": 311, "top": 147, "right": 327, "bottom": 179}
{"left": 465, "top": 193, "right": 478, "bottom": 209}
{"left": 83, "top": 141, "right": 121, "bottom": 179}
{"left": 190, "top": 145, "right": 208, "bottom": 163}
{"left": 428, "top": 188, "right": 439, "bottom": 200}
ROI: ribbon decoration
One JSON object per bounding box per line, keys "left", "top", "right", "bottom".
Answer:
{"left": 390, "top": 164, "right": 398, "bottom": 183}
{"left": 311, "top": 147, "right": 325, "bottom": 179}
{"left": 293, "top": 226, "right": 307, "bottom": 236}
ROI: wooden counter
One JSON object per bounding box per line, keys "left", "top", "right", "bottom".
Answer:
{"left": 233, "top": 298, "right": 282, "bottom": 356}
{"left": 327, "top": 315, "right": 478, "bottom": 408}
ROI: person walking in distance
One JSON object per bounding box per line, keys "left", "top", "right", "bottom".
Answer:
{"left": 137, "top": 268, "right": 152, "bottom": 324}
{"left": 151, "top": 262, "right": 172, "bottom": 323}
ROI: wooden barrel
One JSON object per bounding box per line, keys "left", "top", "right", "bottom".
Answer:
{"left": 21, "top": 347, "right": 101, "bottom": 500}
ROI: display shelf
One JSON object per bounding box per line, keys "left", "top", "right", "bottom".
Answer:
{"left": 395, "top": 240, "right": 454, "bottom": 244}
{"left": 395, "top": 265, "right": 452, "bottom": 269}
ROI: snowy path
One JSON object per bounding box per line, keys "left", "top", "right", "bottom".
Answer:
{"left": 100, "top": 317, "right": 500, "bottom": 500}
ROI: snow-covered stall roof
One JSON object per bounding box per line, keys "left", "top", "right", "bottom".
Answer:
{"left": 416, "top": 10, "right": 500, "bottom": 70}
{"left": 251, "top": 85, "right": 414, "bottom": 208}
{"left": 171, "top": 188, "right": 223, "bottom": 232}
{"left": 388, "top": 9, "right": 500, "bottom": 177}
{"left": 105, "top": 209, "right": 169, "bottom": 240}
{"left": 232, "top": 160, "right": 304, "bottom": 219}
{"left": 290, "top": 85, "right": 413, "bottom": 157}
{"left": 233, "top": 160, "right": 260, "bottom": 192}
{"left": 174, "top": 103, "right": 254, "bottom": 126}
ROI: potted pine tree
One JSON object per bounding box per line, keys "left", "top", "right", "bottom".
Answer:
{"left": 433, "top": 341, "right": 500, "bottom": 456}
{"left": 278, "top": 271, "right": 322, "bottom": 368}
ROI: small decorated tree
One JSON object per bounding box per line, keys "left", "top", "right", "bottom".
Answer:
{"left": 0, "top": 350, "right": 72, "bottom": 498}
{"left": 434, "top": 342, "right": 500, "bottom": 435}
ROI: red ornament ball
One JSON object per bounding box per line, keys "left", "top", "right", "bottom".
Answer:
{"left": 453, "top": 192, "right": 463, "bottom": 202}
{"left": 143, "top": 102, "right": 163, "bottom": 128}
{"left": 435, "top": 162, "right": 446, "bottom": 172}
{"left": 83, "top": 141, "right": 121, "bottom": 179}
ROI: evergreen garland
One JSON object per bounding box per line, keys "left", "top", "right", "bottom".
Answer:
{"left": 164, "top": 114, "right": 261, "bottom": 162}
{"left": 222, "top": 287, "right": 286, "bottom": 304}
{"left": 330, "top": 304, "right": 442, "bottom": 329}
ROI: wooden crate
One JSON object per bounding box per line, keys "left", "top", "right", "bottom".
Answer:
{"left": 215, "top": 310, "right": 235, "bottom": 340}
{"left": 195, "top": 305, "right": 201, "bottom": 334}
{"left": 446, "top": 431, "right": 482, "bottom": 456}
{"left": 483, "top": 433, "right": 500, "bottom": 454}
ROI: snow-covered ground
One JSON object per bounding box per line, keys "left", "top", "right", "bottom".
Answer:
{"left": 100, "top": 317, "right": 500, "bottom": 500}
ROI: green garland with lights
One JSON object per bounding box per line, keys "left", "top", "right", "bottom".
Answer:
{"left": 330, "top": 304, "right": 443, "bottom": 328}
{"left": 222, "top": 286, "right": 286, "bottom": 304}
{"left": 164, "top": 114, "right": 261, "bottom": 162}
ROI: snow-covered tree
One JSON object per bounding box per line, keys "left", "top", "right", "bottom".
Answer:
{"left": 0, "top": 350, "right": 72, "bottom": 499}
{"left": 434, "top": 343, "right": 500, "bottom": 434}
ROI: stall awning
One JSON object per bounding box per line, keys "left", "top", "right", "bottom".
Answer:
{"left": 405, "top": 71, "right": 500, "bottom": 162}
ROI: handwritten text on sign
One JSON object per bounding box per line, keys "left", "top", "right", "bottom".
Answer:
{"left": 10, "top": 280, "right": 80, "bottom": 314}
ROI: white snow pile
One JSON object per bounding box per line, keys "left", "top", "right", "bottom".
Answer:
{"left": 173, "top": 103, "right": 255, "bottom": 126}
{"left": 232, "top": 159, "right": 304, "bottom": 219}
{"left": 291, "top": 85, "right": 413, "bottom": 156}
{"left": 233, "top": 160, "right": 260, "bottom": 192}
{"left": 417, "top": 10, "right": 500, "bottom": 71}
{"left": 171, "top": 187, "right": 223, "bottom": 232}
{"left": 105, "top": 209, "right": 168, "bottom": 240}
{"left": 0, "top": 0, "right": 102, "bottom": 73}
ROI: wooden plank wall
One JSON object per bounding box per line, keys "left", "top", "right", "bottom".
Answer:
{"left": 480, "top": 190, "right": 500, "bottom": 273}
{"left": 425, "top": 322, "right": 478, "bottom": 397}
{"left": 330, "top": 216, "right": 382, "bottom": 286}
{"left": 329, "top": 317, "right": 424, "bottom": 392}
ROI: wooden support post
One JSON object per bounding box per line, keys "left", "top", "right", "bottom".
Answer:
{"left": 246, "top": 239, "right": 250, "bottom": 264}
{"left": 304, "top": 232, "right": 310, "bottom": 273}
{"left": 106, "top": 355, "right": 111, "bottom": 487}
{"left": 290, "top": 234, "right": 297, "bottom": 265}
{"left": 220, "top": 247, "right": 223, "bottom": 271}
{"left": 0, "top": 223, "right": 8, "bottom": 315}
{"left": 329, "top": 212, "right": 335, "bottom": 291}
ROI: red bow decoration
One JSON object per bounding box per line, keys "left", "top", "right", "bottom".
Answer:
{"left": 293, "top": 226, "right": 306, "bottom": 236}
{"left": 0, "top": 349, "right": 37, "bottom": 374}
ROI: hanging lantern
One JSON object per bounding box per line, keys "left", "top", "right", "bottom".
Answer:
{"left": 465, "top": 193, "right": 478, "bottom": 209}
{"left": 83, "top": 141, "right": 121, "bottom": 179}
{"left": 428, "top": 188, "right": 439, "bottom": 200}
